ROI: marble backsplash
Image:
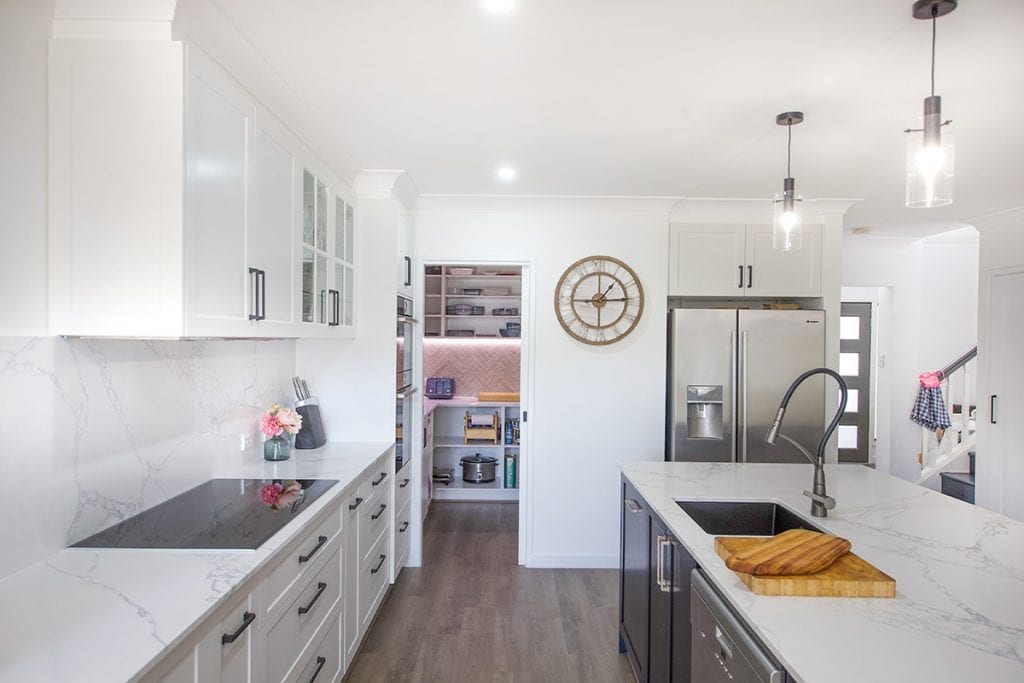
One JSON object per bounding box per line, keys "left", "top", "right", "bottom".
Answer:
{"left": 0, "top": 336, "right": 295, "bottom": 579}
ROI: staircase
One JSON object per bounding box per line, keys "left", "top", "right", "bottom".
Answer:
{"left": 917, "top": 347, "right": 977, "bottom": 484}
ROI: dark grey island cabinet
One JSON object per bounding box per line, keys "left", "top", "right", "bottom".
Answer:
{"left": 620, "top": 477, "right": 697, "bottom": 683}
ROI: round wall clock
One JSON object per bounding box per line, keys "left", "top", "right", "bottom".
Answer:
{"left": 554, "top": 255, "right": 644, "bottom": 345}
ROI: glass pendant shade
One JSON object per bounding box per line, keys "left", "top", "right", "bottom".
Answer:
{"left": 906, "top": 101, "right": 954, "bottom": 208}
{"left": 773, "top": 177, "right": 803, "bottom": 251}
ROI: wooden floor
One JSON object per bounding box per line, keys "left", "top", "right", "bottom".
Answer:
{"left": 345, "top": 502, "right": 635, "bottom": 682}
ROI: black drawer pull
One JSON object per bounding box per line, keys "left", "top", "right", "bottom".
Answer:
{"left": 372, "top": 503, "right": 387, "bottom": 520}
{"left": 747, "top": 265, "right": 753, "bottom": 288}
{"left": 399, "top": 521, "right": 409, "bottom": 533}
{"left": 400, "top": 478, "right": 410, "bottom": 488}
{"left": 991, "top": 395, "right": 998, "bottom": 424}
{"left": 348, "top": 497, "right": 364, "bottom": 511}
{"left": 370, "top": 554, "right": 387, "bottom": 575}
{"left": 221, "top": 611, "right": 255, "bottom": 645}
{"left": 372, "top": 472, "right": 387, "bottom": 486}
{"left": 624, "top": 498, "right": 643, "bottom": 514}
{"left": 309, "top": 655, "right": 327, "bottom": 682}
{"left": 298, "top": 535, "right": 328, "bottom": 564}
{"left": 737, "top": 265, "right": 744, "bottom": 288}
{"left": 297, "top": 582, "right": 327, "bottom": 615}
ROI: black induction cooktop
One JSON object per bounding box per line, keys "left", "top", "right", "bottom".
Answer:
{"left": 70, "top": 478, "right": 339, "bottom": 550}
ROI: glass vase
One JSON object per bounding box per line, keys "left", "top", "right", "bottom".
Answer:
{"left": 263, "top": 434, "right": 291, "bottom": 461}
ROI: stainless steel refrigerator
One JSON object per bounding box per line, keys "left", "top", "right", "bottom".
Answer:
{"left": 667, "top": 308, "right": 825, "bottom": 463}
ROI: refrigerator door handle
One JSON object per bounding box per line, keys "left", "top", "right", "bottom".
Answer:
{"left": 740, "top": 330, "right": 748, "bottom": 463}
{"left": 729, "top": 329, "right": 737, "bottom": 462}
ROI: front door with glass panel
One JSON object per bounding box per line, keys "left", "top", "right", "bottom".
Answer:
{"left": 838, "top": 302, "right": 872, "bottom": 463}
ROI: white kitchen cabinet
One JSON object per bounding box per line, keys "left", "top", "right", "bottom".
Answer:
{"left": 397, "top": 210, "right": 413, "bottom": 297}
{"left": 49, "top": 39, "right": 354, "bottom": 338}
{"left": 421, "top": 409, "right": 435, "bottom": 522}
{"left": 669, "top": 223, "right": 822, "bottom": 298}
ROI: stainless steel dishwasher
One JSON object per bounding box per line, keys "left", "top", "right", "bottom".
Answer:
{"left": 690, "top": 569, "right": 789, "bottom": 683}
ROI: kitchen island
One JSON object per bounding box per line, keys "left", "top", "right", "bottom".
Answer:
{"left": 621, "top": 461, "right": 1024, "bottom": 683}
{"left": 0, "top": 441, "right": 393, "bottom": 682}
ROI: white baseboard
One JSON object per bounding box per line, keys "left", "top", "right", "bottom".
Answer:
{"left": 525, "top": 553, "right": 618, "bottom": 569}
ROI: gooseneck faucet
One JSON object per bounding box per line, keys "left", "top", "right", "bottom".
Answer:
{"left": 764, "top": 368, "right": 848, "bottom": 518}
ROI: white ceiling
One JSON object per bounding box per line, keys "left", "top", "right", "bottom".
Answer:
{"left": 209, "top": 0, "right": 1024, "bottom": 237}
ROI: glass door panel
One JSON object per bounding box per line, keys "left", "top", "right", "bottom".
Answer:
{"left": 315, "top": 180, "right": 327, "bottom": 251}
{"left": 334, "top": 197, "right": 346, "bottom": 261}
{"left": 344, "top": 266, "right": 354, "bottom": 326}
{"left": 302, "top": 170, "right": 315, "bottom": 247}
{"left": 301, "top": 248, "right": 315, "bottom": 323}
{"left": 316, "top": 253, "right": 327, "bottom": 324}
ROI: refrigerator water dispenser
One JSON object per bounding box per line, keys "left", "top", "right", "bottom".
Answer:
{"left": 686, "top": 385, "right": 723, "bottom": 439}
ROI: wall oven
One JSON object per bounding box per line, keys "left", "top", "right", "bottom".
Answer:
{"left": 396, "top": 295, "right": 417, "bottom": 470}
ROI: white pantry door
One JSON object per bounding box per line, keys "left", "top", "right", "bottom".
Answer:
{"left": 989, "top": 271, "right": 1024, "bottom": 521}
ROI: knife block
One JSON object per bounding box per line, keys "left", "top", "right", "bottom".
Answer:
{"left": 295, "top": 397, "right": 327, "bottom": 449}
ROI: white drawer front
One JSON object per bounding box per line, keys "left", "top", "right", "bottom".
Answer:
{"left": 393, "top": 500, "right": 412, "bottom": 579}
{"left": 265, "top": 547, "right": 341, "bottom": 683}
{"left": 285, "top": 611, "right": 342, "bottom": 683}
{"left": 359, "top": 528, "right": 390, "bottom": 631}
{"left": 262, "top": 508, "right": 341, "bottom": 618}
{"left": 395, "top": 469, "right": 413, "bottom": 512}
{"left": 358, "top": 486, "right": 390, "bottom": 562}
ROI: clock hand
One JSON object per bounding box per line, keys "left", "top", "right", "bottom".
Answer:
{"left": 598, "top": 283, "right": 615, "bottom": 301}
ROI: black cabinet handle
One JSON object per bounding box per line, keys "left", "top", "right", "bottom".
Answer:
{"left": 372, "top": 503, "right": 387, "bottom": 520}
{"left": 258, "top": 269, "right": 266, "bottom": 320}
{"left": 248, "top": 268, "right": 261, "bottom": 320}
{"left": 297, "top": 582, "right": 327, "bottom": 615}
{"left": 991, "top": 395, "right": 998, "bottom": 424}
{"left": 370, "top": 553, "right": 387, "bottom": 575}
{"left": 298, "top": 535, "right": 328, "bottom": 564}
{"left": 309, "top": 656, "right": 326, "bottom": 682}
{"left": 221, "top": 611, "right": 255, "bottom": 645}
{"left": 400, "top": 478, "right": 410, "bottom": 488}
{"left": 372, "top": 472, "right": 387, "bottom": 486}
{"left": 738, "top": 265, "right": 744, "bottom": 288}
{"left": 327, "top": 289, "right": 340, "bottom": 326}
{"left": 404, "top": 256, "right": 412, "bottom": 287}
{"left": 348, "top": 497, "right": 364, "bottom": 511}
{"left": 399, "top": 521, "right": 409, "bottom": 533}
{"left": 747, "top": 265, "right": 753, "bottom": 288}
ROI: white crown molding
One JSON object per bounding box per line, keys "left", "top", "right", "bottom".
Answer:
{"left": 353, "top": 170, "right": 419, "bottom": 208}
{"left": 967, "top": 206, "right": 1024, "bottom": 232}
{"left": 53, "top": 0, "right": 176, "bottom": 39}
{"left": 415, "top": 194, "right": 682, "bottom": 214}
{"left": 668, "top": 197, "right": 859, "bottom": 224}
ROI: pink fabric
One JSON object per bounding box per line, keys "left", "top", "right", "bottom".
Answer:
{"left": 918, "top": 371, "right": 942, "bottom": 389}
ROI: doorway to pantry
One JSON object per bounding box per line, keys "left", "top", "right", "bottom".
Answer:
{"left": 418, "top": 261, "right": 532, "bottom": 565}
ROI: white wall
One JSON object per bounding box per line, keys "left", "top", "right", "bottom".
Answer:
{"left": 841, "top": 229, "right": 979, "bottom": 483}
{"left": 415, "top": 196, "right": 670, "bottom": 567}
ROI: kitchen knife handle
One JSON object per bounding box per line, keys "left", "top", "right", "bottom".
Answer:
{"left": 990, "top": 395, "right": 997, "bottom": 424}
{"left": 297, "top": 582, "right": 327, "bottom": 615}
{"left": 298, "top": 535, "right": 328, "bottom": 564}
{"left": 738, "top": 265, "right": 744, "bottom": 288}
{"left": 348, "top": 497, "right": 364, "bottom": 511}
{"left": 371, "top": 503, "right": 387, "bottom": 520}
{"left": 624, "top": 498, "right": 642, "bottom": 513}
{"left": 309, "top": 656, "right": 327, "bottom": 683}
{"left": 747, "top": 265, "right": 753, "bottom": 289}
{"left": 370, "top": 553, "right": 387, "bottom": 575}
{"left": 221, "top": 611, "right": 255, "bottom": 645}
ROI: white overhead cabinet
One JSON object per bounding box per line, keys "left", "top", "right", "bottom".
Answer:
{"left": 669, "top": 223, "right": 822, "bottom": 297}
{"left": 48, "top": 40, "right": 355, "bottom": 338}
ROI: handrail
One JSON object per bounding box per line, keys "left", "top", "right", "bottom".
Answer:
{"left": 939, "top": 347, "right": 978, "bottom": 379}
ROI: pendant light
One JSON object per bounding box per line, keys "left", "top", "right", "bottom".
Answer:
{"left": 905, "top": 0, "right": 956, "bottom": 208}
{"left": 773, "top": 112, "right": 804, "bottom": 252}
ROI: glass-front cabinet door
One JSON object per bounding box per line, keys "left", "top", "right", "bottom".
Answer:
{"left": 299, "top": 166, "right": 355, "bottom": 335}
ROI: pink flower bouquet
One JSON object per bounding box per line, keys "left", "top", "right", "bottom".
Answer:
{"left": 259, "top": 403, "right": 303, "bottom": 438}
{"left": 259, "top": 480, "right": 303, "bottom": 511}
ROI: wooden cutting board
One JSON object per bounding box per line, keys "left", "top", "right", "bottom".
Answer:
{"left": 477, "top": 391, "right": 520, "bottom": 402}
{"left": 723, "top": 529, "right": 851, "bottom": 576}
{"left": 715, "top": 536, "right": 896, "bottom": 598}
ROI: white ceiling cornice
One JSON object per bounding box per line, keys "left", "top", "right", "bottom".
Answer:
{"left": 415, "top": 194, "right": 683, "bottom": 214}
{"left": 967, "top": 206, "right": 1024, "bottom": 232}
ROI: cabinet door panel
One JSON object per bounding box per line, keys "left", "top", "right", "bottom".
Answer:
{"left": 252, "top": 118, "right": 296, "bottom": 329}
{"left": 649, "top": 518, "right": 671, "bottom": 682}
{"left": 620, "top": 480, "right": 649, "bottom": 679}
{"left": 185, "top": 52, "right": 253, "bottom": 336}
{"left": 745, "top": 223, "right": 822, "bottom": 297}
{"left": 669, "top": 224, "right": 746, "bottom": 296}
{"left": 670, "top": 538, "right": 698, "bottom": 682}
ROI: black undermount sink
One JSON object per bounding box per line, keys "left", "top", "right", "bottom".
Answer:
{"left": 676, "top": 500, "right": 825, "bottom": 536}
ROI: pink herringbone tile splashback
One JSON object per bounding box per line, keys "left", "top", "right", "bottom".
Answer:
{"left": 423, "top": 340, "right": 520, "bottom": 397}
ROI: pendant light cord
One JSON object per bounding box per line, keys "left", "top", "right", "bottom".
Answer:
{"left": 931, "top": 9, "right": 937, "bottom": 97}
{"left": 787, "top": 122, "right": 792, "bottom": 178}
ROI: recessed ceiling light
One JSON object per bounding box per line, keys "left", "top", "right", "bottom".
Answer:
{"left": 497, "top": 166, "right": 517, "bottom": 181}
{"left": 482, "top": 0, "right": 515, "bottom": 14}
{"left": 851, "top": 226, "right": 872, "bottom": 235}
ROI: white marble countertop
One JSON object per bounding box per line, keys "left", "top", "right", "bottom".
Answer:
{"left": 620, "top": 462, "right": 1024, "bottom": 683}
{"left": 0, "top": 440, "right": 393, "bottom": 683}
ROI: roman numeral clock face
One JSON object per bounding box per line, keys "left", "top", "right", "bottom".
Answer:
{"left": 554, "top": 256, "right": 644, "bottom": 345}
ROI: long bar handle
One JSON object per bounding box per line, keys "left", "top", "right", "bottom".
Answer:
{"left": 348, "top": 497, "right": 364, "bottom": 511}
{"left": 729, "top": 330, "right": 737, "bottom": 462}
{"left": 624, "top": 498, "right": 642, "bottom": 513}
{"left": 297, "top": 582, "right": 327, "bottom": 615}
{"left": 990, "top": 395, "right": 998, "bottom": 424}
{"left": 740, "top": 330, "right": 748, "bottom": 463}
{"left": 738, "top": 265, "right": 744, "bottom": 288}
{"left": 308, "top": 656, "right": 327, "bottom": 682}
{"left": 370, "top": 553, "right": 387, "bottom": 575}
{"left": 372, "top": 472, "right": 388, "bottom": 486}
{"left": 747, "top": 265, "right": 753, "bottom": 289}
{"left": 404, "top": 256, "right": 412, "bottom": 287}
{"left": 248, "top": 268, "right": 261, "bottom": 321}
{"left": 298, "top": 535, "right": 328, "bottom": 564}
{"left": 371, "top": 503, "right": 387, "bottom": 520}
{"left": 221, "top": 611, "right": 255, "bottom": 645}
